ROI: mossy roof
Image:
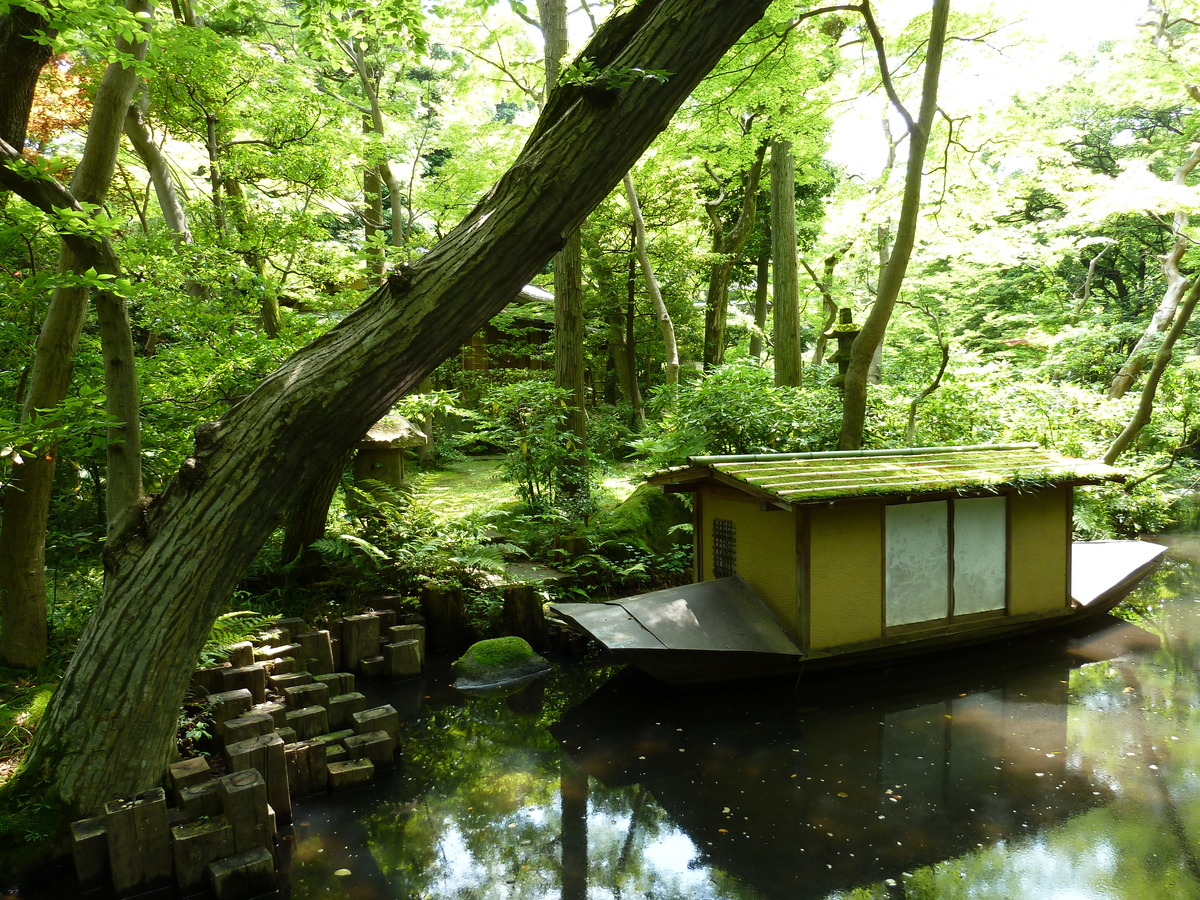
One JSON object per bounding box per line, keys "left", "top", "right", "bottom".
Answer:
{"left": 649, "top": 443, "right": 1121, "bottom": 507}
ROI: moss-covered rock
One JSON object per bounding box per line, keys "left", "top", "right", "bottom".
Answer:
{"left": 452, "top": 637, "right": 552, "bottom": 692}
{"left": 595, "top": 482, "right": 691, "bottom": 556}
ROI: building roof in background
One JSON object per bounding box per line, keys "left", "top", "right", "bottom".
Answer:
{"left": 649, "top": 443, "right": 1120, "bottom": 507}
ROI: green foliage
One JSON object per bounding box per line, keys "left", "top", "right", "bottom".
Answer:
{"left": 476, "top": 378, "right": 595, "bottom": 514}
{"left": 197, "top": 610, "right": 279, "bottom": 668}
{"left": 633, "top": 362, "right": 841, "bottom": 467}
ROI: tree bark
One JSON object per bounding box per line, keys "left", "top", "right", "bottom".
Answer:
{"left": 1104, "top": 277, "right": 1200, "bottom": 465}
{"left": 0, "top": 0, "right": 149, "bottom": 669}
{"left": 539, "top": 0, "right": 589, "bottom": 497}
{"left": 623, "top": 171, "right": 679, "bottom": 385}
{"left": 1108, "top": 142, "right": 1200, "bottom": 399}
{"left": 771, "top": 138, "right": 801, "bottom": 386}
{"left": 8, "top": 0, "right": 777, "bottom": 816}
{"left": 702, "top": 143, "right": 766, "bottom": 367}
{"left": 838, "top": 0, "right": 949, "bottom": 450}
{"left": 0, "top": 8, "right": 55, "bottom": 152}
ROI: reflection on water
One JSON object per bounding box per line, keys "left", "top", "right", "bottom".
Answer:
{"left": 10, "top": 549, "right": 1200, "bottom": 899}
{"left": 277, "top": 544, "right": 1200, "bottom": 900}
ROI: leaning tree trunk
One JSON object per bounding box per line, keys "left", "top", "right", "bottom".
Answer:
{"left": 1104, "top": 277, "right": 1200, "bottom": 465}
{"left": 624, "top": 171, "right": 679, "bottom": 385}
{"left": 771, "top": 138, "right": 801, "bottom": 387}
{"left": 5, "top": 0, "right": 780, "bottom": 818}
{"left": 0, "top": 1, "right": 149, "bottom": 669}
{"left": 1108, "top": 142, "right": 1200, "bottom": 399}
{"left": 838, "top": 0, "right": 949, "bottom": 450}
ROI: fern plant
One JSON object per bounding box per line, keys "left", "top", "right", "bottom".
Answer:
{"left": 198, "top": 610, "right": 280, "bottom": 668}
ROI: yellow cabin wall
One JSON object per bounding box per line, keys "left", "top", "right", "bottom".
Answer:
{"left": 1008, "top": 486, "right": 1071, "bottom": 615}
{"left": 807, "top": 501, "right": 884, "bottom": 650}
{"left": 698, "top": 491, "right": 798, "bottom": 638}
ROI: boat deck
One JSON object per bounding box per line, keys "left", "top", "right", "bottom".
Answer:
{"left": 1070, "top": 540, "right": 1167, "bottom": 610}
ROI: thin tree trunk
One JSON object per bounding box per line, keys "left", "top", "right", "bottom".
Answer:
{"left": 839, "top": 0, "right": 949, "bottom": 450}
{"left": 750, "top": 246, "right": 770, "bottom": 360}
{"left": 1104, "top": 277, "right": 1200, "bottom": 465}
{"left": 0, "top": 0, "right": 149, "bottom": 668}
{"left": 5, "top": 0, "right": 778, "bottom": 818}
{"left": 771, "top": 139, "right": 801, "bottom": 387}
{"left": 363, "top": 114, "right": 386, "bottom": 280}
{"left": 1108, "top": 142, "right": 1200, "bottom": 399}
{"left": 802, "top": 247, "right": 849, "bottom": 367}
{"left": 224, "top": 177, "right": 282, "bottom": 338}
{"left": 702, "top": 144, "right": 767, "bottom": 367}
{"left": 623, "top": 171, "right": 678, "bottom": 385}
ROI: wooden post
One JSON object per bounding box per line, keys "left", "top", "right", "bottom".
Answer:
{"left": 220, "top": 663, "right": 267, "bottom": 703}
{"left": 172, "top": 817, "right": 234, "bottom": 893}
{"left": 284, "top": 740, "right": 329, "bottom": 797}
{"left": 208, "top": 689, "right": 253, "bottom": 726}
{"left": 420, "top": 584, "right": 471, "bottom": 651}
{"left": 328, "top": 691, "right": 367, "bottom": 730}
{"left": 293, "top": 630, "right": 335, "bottom": 674}
{"left": 167, "top": 757, "right": 211, "bottom": 802}
{"left": 284, "top": 705, "right": 330, "bottom": 741}
{"left": 503, "top": 584, "right": 549, "bottom": 649}
{"left": 352, "top": 705, "right": 399, "bottom": 741}
{"left": 223, "top": 733, "right": 291, "bottom": 826}
{"left": 218, "top": 712, "right": 275, "bottom": 746}
{"left": 340, "top": 614, "right": 381, "bottom": 672}
{"left": 283, "top": 681, "right": 330, "bottom": 709}
{"left": 383, "top": 640, "right": 421, "bottom": 679}
{"left": 388, "top": 623, "right": 426, "bottom": 659}
{"left": 105, "top": 788, "right": 173, "bottom": 896}
{"left": 70, "top": 816, "right": 109, "bottom": 891}
{"left": 207, "top": 847, "right": 276, "bottom": 900}
{"left": 216, "top": 770, "right": 272, "bottom": 855}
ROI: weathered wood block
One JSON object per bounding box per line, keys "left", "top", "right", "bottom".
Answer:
{"left": 105, "top": 788, "right": 173, "bottom": 897}
{"left": 293, "top": 630, "right": 335, "bottom": 675}
{"left": 284, "top": 740, "right": 329, "bottom": 798}
{"left": 272, "top": 617, "right": 309, "bottom": 643}
{"left": 340, "top": 614, "right": 381, "bottom": 672}
{"left": 383, "top": 640, "right": 421, "bottom": 679}
{"left": 218, "top": 712, "right": 276, "bottom": 746}
{"left": 252, "top": 701, "right": 287, "bottom": 727}
{"left": 179, "top": 780, "right": 224, "bottom": 820}
{"left": 315, "top": 728, "right": 354, "bottom": 746}
{"left": 283, "top": 681, "right": 330, "bottom": 710}
{"left": 217, "top": 770, "right": 271, "bottom": 855}
{"left": 70, "top": 816, "right": 108, "bottom": 892}
{"left": 360, "top": 654, "right": 385, "bottom": 678}
{"left": 314, "top": 671, "right": 354, "bottom": 695}
{"left": 285, "top": 704, "right": 329, "bottom": 741}
{"left": 207, "top": 847, "right": 276, "bottom": 900}
{"left": 254, "top": 643, "right": 299, "bottom": 663}
{"left": 352, "top": 704, "right": 400, "bottom": 741}
{"left": 325, "top": 744, "right": 348, "bottom": 764}
{"left": 263, "top": 656, "right": 297, "bottom": 676}
{"left": 208, "top": 688, "right": 253, "bottom": 725}
{"left": 224, "top": 732, "right": 291, "bottom": 826}
{"left": 371, "top": 608, "right": 397, "bottom": 630}
{"left": 327, "top": 758, "right": 374, "bottom": 791}
{"left": 503, "top": 583, "right": 549, "bottom": 649}
{"left": 327, "top": 692, "right": 367, "bottom": 731}
{"left": 172, "top": 815, "right": 234, "bottom": 893}
{"left": 168, "top": 756, "right": 212, "bottom": 801}
{"left": 343, "top": 729, "right": 396, "bottom": 768}
{"left": 387, "top": 623, "right": 426, "bottom": 659}
{"left": 268, "top": 671, "right": 314, "bottom": 692}
{"left": 226, "top": 641, "right": 254, "bottom": 667}
{"left": 275, "top": 726, "right": 297, "bottom": 745}
{"left": 220, "top": 663, "right": 267, "bottom": 704}
{"left": 192, "top": 663, "right": 231, "bottom": 694}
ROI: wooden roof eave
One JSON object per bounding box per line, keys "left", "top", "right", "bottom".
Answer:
{"left": 651, "top": 468, "right": 792, "bottom": 511}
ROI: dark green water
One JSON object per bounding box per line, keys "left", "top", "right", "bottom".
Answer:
{"left": 11, "top": 540, "right": 1200, "bottom": 899}
{"left": 281, "top": 539, "right": 1200, "bottom": 900}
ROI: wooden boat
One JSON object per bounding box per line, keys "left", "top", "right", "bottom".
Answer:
{"left": 550, "top": 444, "right": 1167, "bottom": 684}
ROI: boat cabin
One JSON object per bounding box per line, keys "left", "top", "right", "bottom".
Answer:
{"left": 649, "top": 443, "right": 1120, "bottom": 659}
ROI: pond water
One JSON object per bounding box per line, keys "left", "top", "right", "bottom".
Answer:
{"left": 13, "top": 538, "right": 1200, "bottom": 899}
